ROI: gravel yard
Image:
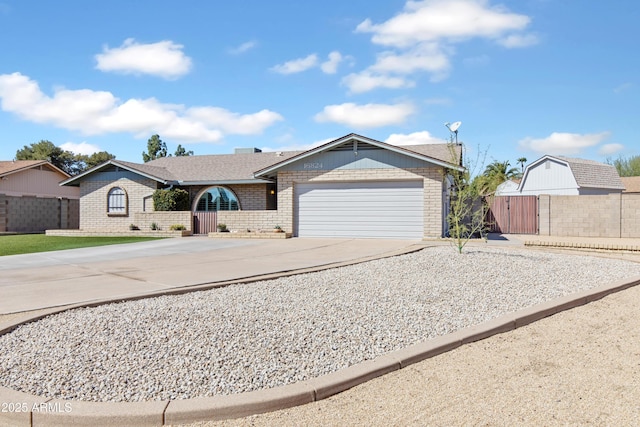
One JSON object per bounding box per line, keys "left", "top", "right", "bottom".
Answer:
{"left": 1, "top": 246, "right": 640, "bottom": 403}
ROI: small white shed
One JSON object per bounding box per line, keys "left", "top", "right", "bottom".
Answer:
{"left": 496, "top": 155, "right": 624, "bottom": 196}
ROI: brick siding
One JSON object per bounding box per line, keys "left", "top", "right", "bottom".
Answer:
{"left": 133, "top": 211, "right": 193, "bottom": 232}
{"left": 216, "top": 210, "right": 282, "bottom": 233}
{"left": 79, "top": 177, "right": 157, "bottom": 231}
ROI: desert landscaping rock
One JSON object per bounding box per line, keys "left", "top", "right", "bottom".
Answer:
{"left": 1, "top": 246, "right": 640, "bottom": 403}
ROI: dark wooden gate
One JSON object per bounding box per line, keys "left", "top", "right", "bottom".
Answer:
{"left": 486, "top": 196, "right": 538, "bottom": 234}
{"left": 193, "top": 211, "right": 217, "bottom": 234}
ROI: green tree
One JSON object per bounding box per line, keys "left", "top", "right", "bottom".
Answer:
{"left": 142, "top": 134, "right": 168, "bottom": 162}
{"left": 152, "top": 188, "right": 190, "bottom": 211}
{"left": 478, "top": 160, "right": 520, "bottom": 195}
{"left": 16, "top": 140, "right": 76, "bottom": 175}
{"left": 73, "top": 151, "right": 117, "bottom": 174}
{"left": 516, "top": 157, "right": 527, "bottom": 175}
{"left": 16, "top": 140, "right": 116, "bottom": 175}
{"left": 609, "top": 154, "right": 640, "bottom": 177}
{"left": 446, "top": 144, "right": 489, "bottom": 254}
{"left": 174, "top": 144, "right": 194, "bottom": 157}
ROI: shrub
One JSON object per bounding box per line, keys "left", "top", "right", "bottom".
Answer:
{"left": 150, "top": 222, "right": 159, "bottom": 230}
{"left": 217, "top": 223, "right": 228, "bottom": 232}
{"left": 169, "top": 224, "right": 186, "bottom": 231}
{"left": 153, "top": 188, "right": 190, "bottom": 211}
{"left": 129, "top": 224, "right": 140, "bottom": 231}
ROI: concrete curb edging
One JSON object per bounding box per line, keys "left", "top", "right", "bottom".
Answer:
{"left": 524, "top": 240, "right": 640, "bottom": 252}
{"left": 2, "top": 276, "right": 640, "bottom": 426}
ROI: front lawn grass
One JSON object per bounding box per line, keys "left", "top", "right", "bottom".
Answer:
{"left": 0, "top": 234, "right": 165, "bottom": 256}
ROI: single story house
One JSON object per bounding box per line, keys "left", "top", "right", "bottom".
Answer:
{"left": 496, "top": 155, "right": 624, "bottom": 196}
{"left": 0, "top": 160, "right": 80, "bottom": 232}
{"left": 61, "top": 134, "right": 463, "bottom": 239}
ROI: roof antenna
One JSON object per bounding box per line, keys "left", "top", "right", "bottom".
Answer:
{"left": 444, "top": 121, "right": 462, "bottom": 144}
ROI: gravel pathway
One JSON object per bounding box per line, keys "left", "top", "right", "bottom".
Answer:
{"left": 1, "top": 246, "right": 640, "bottom": 403}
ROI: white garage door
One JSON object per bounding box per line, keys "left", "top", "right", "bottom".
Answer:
{"left": 295, "top": 181, "right": 424, "bottom": 239}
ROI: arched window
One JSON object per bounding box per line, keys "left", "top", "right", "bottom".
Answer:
{"left": 107, "top": 187, "right": 127, "bottom": 214}
{"left": 196, "top": 187, "right": 239, "bottom": 211}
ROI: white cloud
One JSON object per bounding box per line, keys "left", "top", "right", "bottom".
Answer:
{"left": 518, "top": 131, "right": 611, "bottom": 155}
{"left": 60, "top": 141, "right": 102, "bottom": 155}
{"left": 314, "top": 102, "right": 415, "bottom": 128}
{"left": 386, "top": 131, "right": 447, "bottom": 146}
{"left": 270, "top": 54, "right": 319, "bottom": 74}
{"left": 598, "top": 143, "right": 625, "bottom": 156}
{"left": 321, "top": 51, "right": 344, "bottom": 74}
{"left": 95, "top": 38, "right": 193, "bottom": 79}
{"left": 356, "top": 0, "right": 533, "bottom": 48}
{"left": 497, "top": 33, "right": 539, "bottom": 48}
{"left": 187, "top": 107, "right": 283, "bottom": 135}
{"left": 0, "top": 72, "right": 283, "bottom": 143}
{"left": 228, "top": 40, "right": 257, "bottom": 55}
{"left": 369, "top": 44, "right": 450, "bottom": 75}
{"left": 349, "top": 0, "right": 536, "bottom": 92}
{"left": 342, "top": 71, "right": 415, "bottom": 94}
{"left": 614, "top": 83, "right": 633, "bottom": 94}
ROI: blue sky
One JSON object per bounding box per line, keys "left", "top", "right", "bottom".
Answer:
{"left": 0, "top": 0, "right": 638, "bottom": 169}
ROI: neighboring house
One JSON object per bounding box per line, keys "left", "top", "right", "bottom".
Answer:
{"left": 0, "top": 160, "right": 80, "bottom": 232}
{"left": 61, "top": 133, "right": 463, "bottom": 239}
{"left": 621, "top": 176, "right": 640, "bottom": 193}
{"left": 494, "top": 178, "right": 520, "bottom": 196}
{"left": 495, "top": 155, "right": 624, "bottom": 196}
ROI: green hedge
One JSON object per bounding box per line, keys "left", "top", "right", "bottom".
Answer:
{"left": 152, "top": 188, "right": 190, "bottom": 211}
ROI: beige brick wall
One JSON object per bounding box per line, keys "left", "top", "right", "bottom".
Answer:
{"left": 622, "top": 194, "right": 640, "bottom": 238}
{"left": 537, "top": 193, "right": 640, "bottom": 238}
{"left": 277, "top": 167, "right": 445, "bottom": 238}
{"left": 133, "top": 211, "right": 193, "bottom": 231}
{"left": 217, "top": 210, "right": 282, "bottom": 232}
{"left": 229, "top": 184, "right": 268, "bottom": 210}
{"left": 79, "top": 177, "right": 157, "bottom": 231}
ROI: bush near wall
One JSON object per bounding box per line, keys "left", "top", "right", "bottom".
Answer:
{"left": 133, "top": 211, "right": 193, "bottom": 232}
{"left": 152, "top": 188, "right": 190, "bottom": 211}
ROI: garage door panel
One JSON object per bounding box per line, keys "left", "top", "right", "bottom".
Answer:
{"left": 295, "top": 181, "right": 424, "bottom": 239}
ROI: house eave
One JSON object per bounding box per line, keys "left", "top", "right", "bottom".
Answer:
{"left": 1, "top": 160, "right": 71, "bottom": 180}
{"left": 253, "top": 133, "right": 464, "bottom": 178}
{"left": 60, "top": 160, "right": 171, "bottom": 186}
{"left": 178, "top": 178, "right": 273, "bottom": 186}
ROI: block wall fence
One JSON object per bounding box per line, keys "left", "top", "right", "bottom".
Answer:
{"left": 538, "top": 193, "right": 640, "bottom": 238}
{"left": 0, "top": 194, "right": 79, "bottom": 233}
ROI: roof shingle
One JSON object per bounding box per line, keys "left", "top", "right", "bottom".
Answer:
{"left": 557, "top": 157, "right": 625, "bottom": 190}
{"left": 621, "top": 176, "right": 640, "bottom": 193}
{"left": 0, "top": 160, "right": 67, "bottom": 177}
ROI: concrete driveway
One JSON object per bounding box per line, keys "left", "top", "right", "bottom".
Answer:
{"left": 0, "top": 237, "right": 422, "bottom": 314}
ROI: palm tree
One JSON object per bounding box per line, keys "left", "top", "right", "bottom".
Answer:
{"left": 480, "top": 160, "right": 520, "bottom": 194}
{"left": 516, "top": 157, "right": 527, "bottom": 175}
